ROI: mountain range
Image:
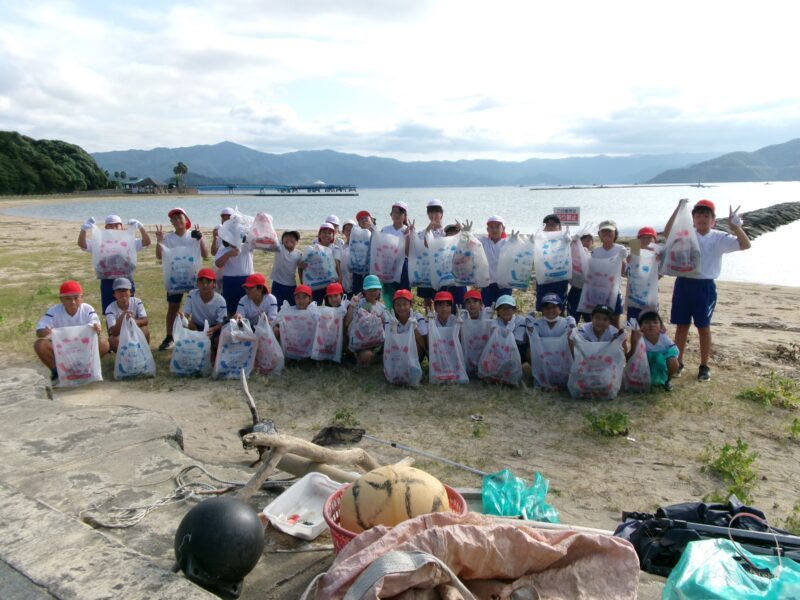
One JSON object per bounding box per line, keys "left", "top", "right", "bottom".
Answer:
{"left": 648, "top": 138, "right": 800, "bottom": 183}
{"left": 91, "top": 142, "right": 718, "bottom": 187}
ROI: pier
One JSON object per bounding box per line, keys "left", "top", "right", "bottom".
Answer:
{"left": 196, "top": 183, "right": 358, "bottom": 196}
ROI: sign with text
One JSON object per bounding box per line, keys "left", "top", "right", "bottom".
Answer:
{"left": 553, "top": 206, "right": 580, "bottom": 226}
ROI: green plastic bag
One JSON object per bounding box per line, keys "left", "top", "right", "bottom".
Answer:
{"left": 481, "top": 469, "right": 560, "bottom": 523}
{"left": 662, "top": 538, "right": 800, "bottom": 599}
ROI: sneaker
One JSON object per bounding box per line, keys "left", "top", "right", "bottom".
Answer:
{"left": 50, "top": 368, "right": 59, "bottom": 381}
{"left": 663, "top": 379, "right": 673, "bottom": 392}
{"left": 675, "top": 362, "right": 685, "bottom": 378}
{"left": 158, "top": 335, "right": 174, "bottom": 351}
{"left": 698, "top": 365, "right": 711, "bottom": 381}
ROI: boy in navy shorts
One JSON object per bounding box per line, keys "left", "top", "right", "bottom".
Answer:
{"left": 663, "top": 199, "right": 750, "bottom": 381}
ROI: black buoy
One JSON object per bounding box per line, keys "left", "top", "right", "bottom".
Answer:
{"left": 174, "top": 496, "right": 265, "bottom": 599}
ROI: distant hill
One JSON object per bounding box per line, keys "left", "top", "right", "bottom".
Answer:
{"left": 0, "top": 131, "right": 108, "bottom": 194}
{"left": 92, "top": 142, "right": 717, "bottom": 187}
{"left": 649, "top": 138, "right": 800, "bottom": 183}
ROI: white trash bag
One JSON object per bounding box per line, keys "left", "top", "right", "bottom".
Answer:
{"left": 170, "top": 317, "right": 212, "bottom": 377}
{"left": 460, "top": 309, "right": 492, "bottom": 377}
{"left": 91, "top": 224, "right": 137, "bottom": 280}
{"left": 428, "top": 234, "right": 459, "bottom": 290}
{"left": 52, "top": 325, "right": 103, "bottom": 387}
{"left": 408, "top": 232, "right": 433, "bottom": 288}
{"left": 302, "top": 243, "right": 338, "bottom": 290}
{"left": 623, "top": 325, "right": 651, "bottom": 393}
{"left": 570, "top": 236, "right": 591, "bottom": 289}
{"left": 348, "top": 306, "right": 385, "bottom": 351}
{"left": 477, "top": 326, "right": 523, "bottom": 386}
{"left": 626, "top": 251, "right": 660, "bottom": 310}
{"left": 529, "top": 328, "right": 573, "bottom": 391}
{"left": 114, "top": 316, "right": 155, "bottom": 380}
{"left": 250, "top": 212, "right": 279, "bottom": 250}
{"left": 496, "top": 233, "right": 535, "bottom": 290}
{"left": 577, "top": 254, "right": 624, "bottom": 315}
{"left": 567, "top": 331, "right": 627, "bottom": 400}
{"left": 533, "top": 231, "right": 572, "bottom": 285}
{"left": 213, "top": 319, "right": 257, "bottom": 380}
{"left": 276, "top": 302, "right": 318, "bottom": 359}
{"left": 348, "top": 227, "right": 371, "bottom": 276}
{"left": 452, "top": 229, "right": 490, "bottom": 287}
{"left": 160, "top": 243, "right": 201, "bottom": 295}
{"left": 428, "top": 319, "right": 468, "bottom": 385}
{"left": 369, "top": 230, "right": 405, "bottom": 283}
{"left": 311, "top": 306, "right": 345, "bottom": 363}
{"left": 254, "top": 313, "right": 284, "bottom": 375}
{"left": 383, "top": 318, "right": 423, "bottom": 387}
{"left": 218, "top": 209, "right": 254, "bottom": 247}
{"left": 660, "top": 202, "right": 701, "bottom": 277}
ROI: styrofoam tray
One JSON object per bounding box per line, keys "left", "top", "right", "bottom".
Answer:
{"left": 262, "top": 472, "right": 344, "bottom": 540}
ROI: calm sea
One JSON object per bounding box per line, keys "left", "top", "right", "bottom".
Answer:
{"left": 3, "top": 181, "right": 799, "bottom": 287}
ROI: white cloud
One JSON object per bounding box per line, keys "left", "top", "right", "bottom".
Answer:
{"left": 1, "top": 0, "right": 798, "bottom": 159}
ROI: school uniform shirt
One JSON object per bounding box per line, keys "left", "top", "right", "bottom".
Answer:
{"left": 577, "top": 322, "right": 619, "bottom": 342}
{"left": 104, "top": 297, "right": 147, "bottom": 329}
{"left": 270, "top": 245, "right": 303, "bottom": 286}
{"left": 237, "top": 293, "right": 278, "bottom": 323}
{"left": 642, "top": 332, "right": 678, "bottom": 355}
{"left": 592, "top": 243, "right": 628, "bottom": 262}
{"left": 491, "top": 315, "right": 527, "bottom": 344}
{"left": 479, "top": 236, "right": 506, "bottom": 282}
{"left": 527, "top": 315, "right": 576, "bottom": 338}
{"left": 390, "top": 311, "right": 428, "bottom": 336}
{"left": 214, "top": 241, "right": 254, "bottom": 277}
{"left": 184, "top": 289, "right": 227, "bottom": 328}
{"left": 380, "top": 224, "right": 408, "bottom": 237}
{"left": 162, "top": 231, "right": 198, "bottom": 250}
{"left": 37, "top": 303, "right": 101, "bottom": 331}
{"left": 696, "top": 229, "right": 741, "bottom": 279}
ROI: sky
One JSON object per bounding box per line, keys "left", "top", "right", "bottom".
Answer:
{"left": 1, "top": 0, "right": 799, "bottom": 161}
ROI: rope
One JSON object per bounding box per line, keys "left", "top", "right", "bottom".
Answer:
{"left": 79, "top": 464, "right": 295, "bottom": 529}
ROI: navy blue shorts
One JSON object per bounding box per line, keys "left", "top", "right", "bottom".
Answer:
{"left": 535, "top": 280, "right": 569, "bottom": 311}
{"left": 417, "top": 286, "right": 435, "bottom": 300}
{"left": 671, "top": 277, "right": 716, "bottom": 328}
{"left": 626, "top": 306, "right": 642, "bottom": 323}
{"left": 271, "top": 281, "right": 296, "bottom": 308}
{"left": 566, "top": 286, "right": 589, "bottom": 323}
{"left": 481, "top": 283, "right": 512, "bottom": 307}
{"left": 222, "top": 275, "right": 248, "bottom": 316}
{"left": 166, "top": 292, "right": 184, "bottom": 304}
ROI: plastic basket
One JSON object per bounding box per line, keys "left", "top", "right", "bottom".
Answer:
{"left": 323, "top": 483, "right": 467, "bottom": 554}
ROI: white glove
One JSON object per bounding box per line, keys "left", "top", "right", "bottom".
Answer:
{"left": 729, "top": 205, "right": 743, "bottom": 227}
{"left": 82, "top": 217, "right": 96, "bottom": 231}
{"left": 128, "top": 218, "right": 142, "bottom": 229}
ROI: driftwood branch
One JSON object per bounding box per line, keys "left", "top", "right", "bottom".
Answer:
{"left": 237, "top": 448, "right": 286, "bottom": 502}
{"left": 243, "top": 432, "right": 382, "bottom": 472}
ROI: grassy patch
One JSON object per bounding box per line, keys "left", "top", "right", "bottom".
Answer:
{"left": 788, "top": 418, "right": 800, "bottom": 440}
{"left": 332, "top": 408, "right": 360, "bottom": 427}
{"left": 702, "top": 438, "right": 759, "bottom": 504}
{"left": 736, "top": 372, "right": 800, "bottom": 409}
{"left": 782, "top": 503, "right": 800, "bottom": 535}
{"left": 584, "top": 411, "right": 629, "bottom": 437}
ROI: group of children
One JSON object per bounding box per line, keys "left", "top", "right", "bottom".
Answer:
{"left": 35, "top": 197, "right": 750, "bottom": 391}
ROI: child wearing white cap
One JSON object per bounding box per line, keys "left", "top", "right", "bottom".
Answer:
{"left": 379, "top": 201, "right": 411, "bottom": 309}
{"left": 78, "top": 214, "right": 151, "bottom": 312}
{"left": 591, "top": 219, "right": 628, "bottom": 329}
{"left": 105, "top": 277, "right": 150, "bottom": 352}
{"left": 478, "top": 215, "right": 511, "bottom": 306}
{"left": 491, "top": 294, "right": 528, "bottom": 358}
{"left": 210, "top": 207, "right": 235, "bottom": 255}
{"left": 410, "top": 199, "right": 446, "bottom": 313}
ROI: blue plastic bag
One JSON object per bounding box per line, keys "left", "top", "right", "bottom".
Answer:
{"left": 481, "top": 468, "right": 560, "bottom": 523}
{"left": 662, "top": 538, "right": 800, "bottom": 599}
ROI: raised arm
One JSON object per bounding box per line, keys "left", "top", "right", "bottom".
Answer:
{"left": 663, "top": 198, "right": 688, "bottom": 240}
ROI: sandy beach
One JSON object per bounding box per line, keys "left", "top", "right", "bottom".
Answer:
{"left": 1, "top": 194, "right": 798, "bottom": 536}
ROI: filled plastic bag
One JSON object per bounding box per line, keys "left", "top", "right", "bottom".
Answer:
{"left": 169, "top": 317, "right": 211, "bottom": 377}
{"left": 383, "top": 317, "right": 423, "bottom": 387}
{"left": 577, "top": 253, "right": 624, "bottom": 315}
{"left": 482, "top": 468, "right": 560, "bottom": 523}
{"left": 452, "top": 230, "right": 490, "bottom": 287}
{"left": 567, "top": 331, "right": 627, "bottom": 399}
{"left": 52, "top": 325, "right": 103, "bottom": 387}
{"left": 348, "top": 227, "right": 371, "bottom": 276}
{"left": 496, "top": 233, "right": 536, "bottom": 290}
{"left": 428, "top": 234, "right": 459, "bottom": 290}
{"left": 459, "top": 309, "right": 492, "bottom": 377}
{"left": 623, "top": 325, "right": 651, "bottom": 393}
{"left": 213, "top": 319, "right": 257, "bottom": 380}
{"left": 91, "top": 224, "right": 137, "bottom": 279}
{"left": 663, "top": 538, "right": 800, "bottom": 599}
{"left": 477, "top": 326, "right": 523, "bottom": 386}
{"left": 661, "top": 202, "right": 701, "bottom": 277}
{"left": 570, "top": 237, "right": 591, "bottom": 288}
{"left": 339, "top": 245, "right": 353, "bottom": 292}
{"left": 302, "top": 243, "right": 338, "bottom": 290}
{"left": 276, "top": 302, "right": 318, "bottom": 359}
{"left": 428, "top": 319, "right": 468, "bottom": 384}
{"left": 250, "top": 212, "right": 279, "bottom": 250}
{"left": 113, "top": 316, "right": 155, "bottom": 380}
{"left": 218, "top": 209, "right": 254, "bottom": 247}
{"left": 408, "top": 232, "right": 433, "bottom": 288}
{"left": 626, "top": 251, "right": 659, "bottom": 310}
{"left": 310, "top": 306, "right": 345, "bottom": 363}
{"left": 533, "top": 231, "right": 572, "bottom": 285}
{"left": 348, "top": 306, "right": 385, "bottom": 351}
{"left": 160, "top": 242, "right": 201, "bottom": 295}
{"left": 369, "top": 229, "right": 405, "bottom": 283}
{"left": 528, "top": 328, "right": 573, "bottom": 390}
{"left": 254, "top": 313, "right": 284, "bottom": 375}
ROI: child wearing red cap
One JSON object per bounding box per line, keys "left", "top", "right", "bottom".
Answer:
{"left": 663, "top": 198, "right": 750, "bottom": 381}
{"left": 34, "top": 281, "right": 110, "bottom": 380}
{"left": 234, "top": 273, "right": 278, "bottom": 323}
{"left": 323, "top": 282, "right": 347, "bottom": 308}
{"left": 625, "top": 226, "right": 661, "bottom": 323}
{"left": 389, "top": 289, "right": 427, "bottom": 356}
{"left": 432, "top": 290, "right": 458, "bottom": 327}
{"left": 181, "top": 268, "right": 227, "bottom": 356}
{"left": 155, "top": 208, "right": 209, "bottom": 350}
{"left": 463, "top": 289, "right": 493, "bottom": 320}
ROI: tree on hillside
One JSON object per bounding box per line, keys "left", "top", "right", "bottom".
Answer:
{"left": 173, "top": 161, "right": 188, "bottom": 189}
{"left": 114, "top": 171, "right": 120, "bottom": 180}
{"left": 120, "top": 170, "right": 127, "bottom": 181}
